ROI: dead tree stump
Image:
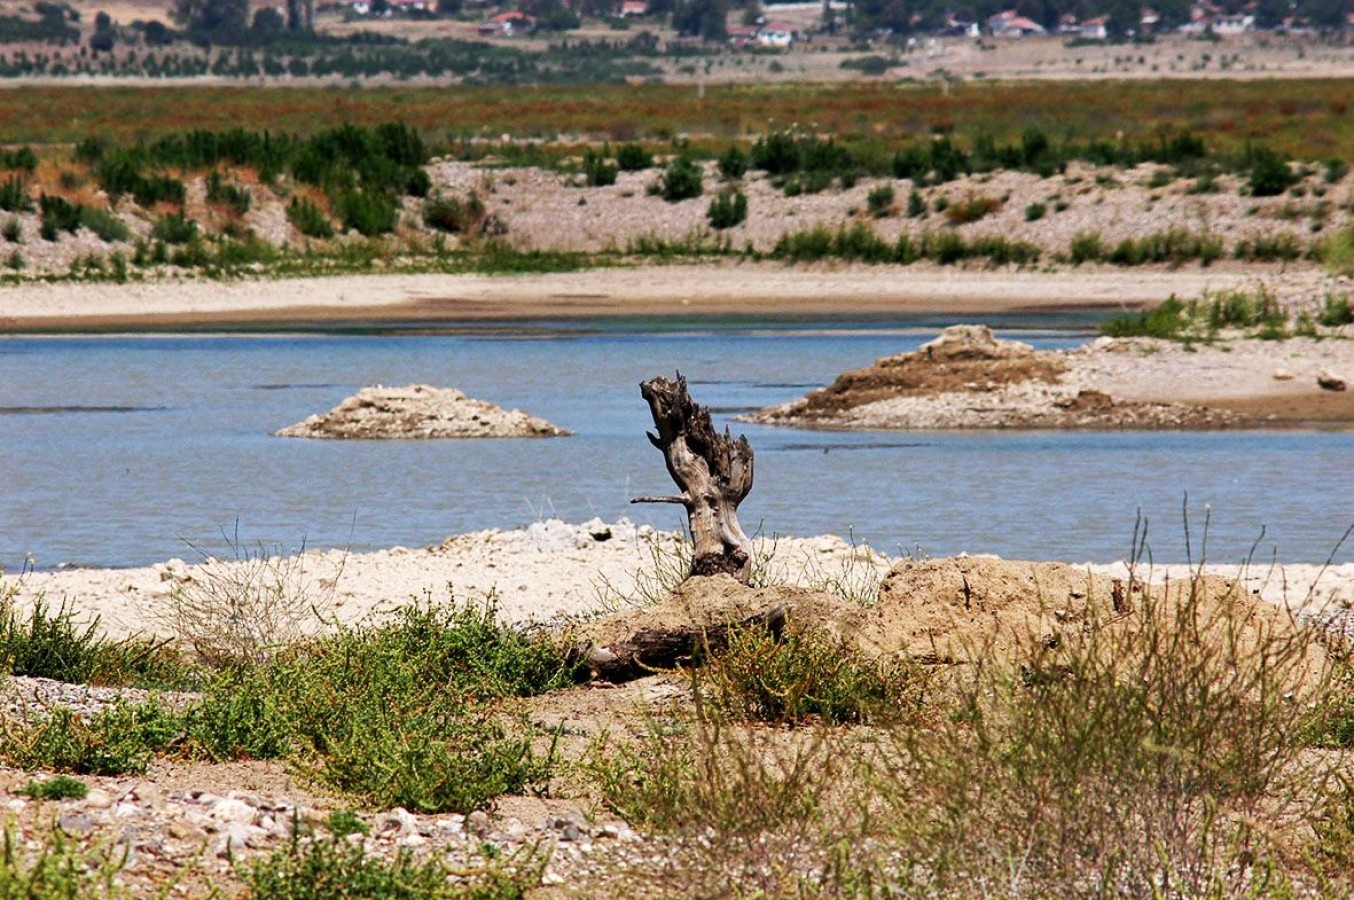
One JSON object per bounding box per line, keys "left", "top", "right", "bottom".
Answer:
{"left": 633, "top": 373, "right": 756, "bottom": 584}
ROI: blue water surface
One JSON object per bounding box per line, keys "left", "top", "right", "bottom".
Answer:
{"left": 2, "top": 314, "right": 1350, "bottom": 569}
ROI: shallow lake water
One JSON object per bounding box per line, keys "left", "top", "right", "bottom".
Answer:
{"left": 3, "top": 313, "right": 1352, "bottom": 570}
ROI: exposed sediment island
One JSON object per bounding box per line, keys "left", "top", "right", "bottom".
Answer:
{"left": 275, "top": 384, "right": 570, "bottom": 439}
{"left": 745, "top": 324, "right": 1354, "bottom": 431}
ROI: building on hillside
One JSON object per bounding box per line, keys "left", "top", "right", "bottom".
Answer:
{"left": 1079, "top": 15, "right": 1108, "bottom": 37}
{"left": 757, "top": 21, "right": 796, "bottom": 46}
{"left": 478, "top": 10, "right": 536, "bottom": 34}
{"left": 987, "top": 9, "right": 1046, "bottom": 35}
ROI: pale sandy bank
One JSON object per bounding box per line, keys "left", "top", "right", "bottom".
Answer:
{"left": 0, "top": 263, "right": 1333, "bottom": 331}
{"left": 4, "top": 519, "right": 1350, "bottom": 644}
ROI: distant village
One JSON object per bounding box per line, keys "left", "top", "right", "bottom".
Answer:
{"left": 331, "top": 0, "right": 1354, "bottom": 46}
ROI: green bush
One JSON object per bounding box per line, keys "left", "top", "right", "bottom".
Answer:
{"left": 659, "top": 156, "right": 703, "bottom": 202}
{"left": 905, "top": 189, "right": 926, "bottom": 218}
{"left": 151, "top": 212, "right": 198, "bottom": 245}
{"left": 706, "top": 189, "right": 747, "bottom": 230}
{"left": 615, "top": 142, "right": 653, "bottom": 172}
{"left": 0, "top": 595, "right": 192, "bottom": 689}
{"left": 582, "top": 148, "right": 617, "bottom": 187}
{"left": 1100, "top": 295, "right": 1189, "bottom": 338}
{"left": 867, "top": 184, "right": 895, "bottom": 218}
{"left": 423, "top": 193, "right": 485, "bottom": 234}
{"left": 944, "top": 194, "right": 1001, "bottom": 225}
{"left": 1, "top": 217, "right": 19, "bottom": 242}
{"left": 78, "top": 206, "right": 130, "bottom": 242}
{"left": 699, "top": 625, "right": 929, "bottom": 726}
{"left": 1069, "top": 230, "right": 1105, "bottom": 264}
{"left": 39, "top": 194, "right": 81, "bottom": 240}
{"left": 1323, "top": 158, "right": 1348, "bottom": 184}
{"left": 186, "top": 602, "right": 577, "bottom": 812}
{"left": 3, "top": 702, "right": 183, "bottom": 776}
{"left": 1233, "top": 233, "right": 1303, "bottom": 262}
{"left": 1319, "top": 293, "right": 1353, "bottom": 327}
{"left": 19, "top": 775, "right": 88, "bottom": 801}
{"left": 246, "top": 834, "right": 536, "bottom": 899}
{"left": 717, "top": 144, "right": 747, "bottom": 180}
{"left": 0, "top": 176, "right": 32, "bottom": 212}
{"left": 287, "top": 196, "right": 333, "bottom": 239}
{"left": 205, "top": 170, "right": 251, "bottom": 215}
{"left": 1247, "top": 146, "right": 1294, "bottom": 197}
{"left": 1024, "top": 201, "right": 1046, "bottom": 221}
{"left": 336, "top": 190, "right": 397, "bottom": 237}
{"left": 1322, "top": 224, "right": 1354, "bottom": 276}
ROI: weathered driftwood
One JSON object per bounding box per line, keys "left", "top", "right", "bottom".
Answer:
{"left": 634, "top": 373, "right": 757, "bottom": 583}
{"left": 577, "top": 604, "right": 788, "bottom": 683}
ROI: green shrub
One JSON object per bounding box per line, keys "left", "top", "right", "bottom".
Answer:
{"left": 905, "top": 189, "right": 926, "bottom": 218}
{"left": 1100, "top": 295, "right": 1189, "bottom": 338}
{"left": 287, "top": 196, "right": 333, "bottom": 239}
{"left": 706, "top": 189, "right": 747, "bottom": 230}
{"left": 246, "top": 834, "right": 537, "bottom": 899}
{"left": 1024, "top": 201, "right": 1046, "bottom": 221}
{"left": 3, "top": 703, "right": 183, "bottom": 776}
{"left": 187, "top": 602, "right": 577, "bottom": 812}
{"left": 151, "top": 211, "right": 198, "bottom": 245}
{"left": 423, "top": 193, "right": 486, "bottom": 234}
{"left": 1247, "top": 146, "right": 1294, "bottom": 197}
{"left": 867, "top": 184, "right": 895, "bottom": 218}
{"left": 1319, "top": 293, "right": 1353, "bottom": 327}
{"left": 582, "top": 148, "right": 617, "bottom": 187}
{"left": 1323, "top": 158, "right": 1348, "bottom": 184}
{"left": 1069, "top": 230, "right": 1105, "bottom": 264}
{"left": 19, "top": 775, "right": 88, "bottom": 801}
{"left": 1234, "top": 233, "right": 1304, "bottom": 262}
{"left": 39, "top": 194, "right": 81, "bottom": 240}
{"left": 0, "top": 146, "right": 37, "bottom": 172}
{"left": 336, "top": 190, "right": 397, "bottom": 237}
{"left": 615, "top": 142, "right": 653, "bottom": 171}
{"left": 0, "top": 595, "right": 194, "bottom": 689}
{"left": 0, "top": 176, "right": 32, "bottom": 213}
{"left": 78, "top": 206, "right": 130, "bottom": 242}
{"left": 659, "top": 156, "right": 703, "bottom": 202}
{"left": 699, "top": 626, "right": 929, "bottom": 726}
{"left": 0, "top": 826, "right": 131, "bottom": 896}
{"left": 1, "top": 217, "right": 19, "bottom": 242}
{"left": 717, "top": 144, "right": 747, "bottom": 180}
{"left": 944, "top": 194, "right": 1001, "bottom": 225}
{"left": 1322, "top": 224, "right": 1354, "bottom": 276}
{"left": 205, "top": 170, "right": 251, "bottom": 215}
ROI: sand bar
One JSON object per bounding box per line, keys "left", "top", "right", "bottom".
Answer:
{"left": 0, "top": 263, "right": 1311, "bottom": 331}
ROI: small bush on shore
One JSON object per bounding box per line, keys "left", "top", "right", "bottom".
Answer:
{"left": 287, "top": 196, "right": 333, "bottom": 239}
{"left": 658, "top": 156, "right": 702, "bottom": 202}
{"left": 706, "top": 188, "right": 747, "bottom": 230}
{"left": 246, "top": 832, "right": 539, "bottom": 899}
{"left": 151, "top": 212, "right": 198, "bottom": 245}
{"left": 0, "top": 175, "right": 32, "bottom": 213}
{"left": 615, "top": 142, "right": 652, "bottom": 172}
{"left": 1320, "top": 292, "right": 1353, "bottom": 327}
{"left": 943, "top": 193, "right": 1001, "bottom": 225}
{"left": 582, "top": 147, "right": 617, "bottom": 187}
{"left": 716, "top": 144, "right": 747, "bottom": 180}
{"left": 1321, "top": 224, "right": 1354, "bottom": 277}
{"left": 866, "top": 184, "right": 895, "bottom": 218}
{"left": 696, "top": 625, "right": 929, "bottom": 726}
{"left": 423, "top": 192, "right": 487, "bottom": 234}
{"left": 0, "top": 591, "right": 197, "bottom": 689}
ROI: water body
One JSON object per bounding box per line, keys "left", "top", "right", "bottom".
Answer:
{"left": 2, "top": 314, "right": 1351, "bottom": 571}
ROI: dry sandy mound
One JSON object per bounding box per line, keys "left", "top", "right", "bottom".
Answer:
{"left": 867, "top": 557, "right": 1327, "bottom": 691}
{"left": 275, "top": 384, "right": 570, "bottom": 439}
{"left": 582, "top": 558, "right": 1328, "bottom": 693}
{"left": 745, "top": 324, "right": 1238, "bottom": 430}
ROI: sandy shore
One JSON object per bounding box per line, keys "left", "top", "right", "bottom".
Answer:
{"left": 5, "top": 519, "right": 1351, "bottom": 643}
{"left": 0, "top": 263, "right": 1327, "bottom": 331}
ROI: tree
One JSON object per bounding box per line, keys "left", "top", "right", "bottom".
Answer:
{"left": 672, "top": 0, "right": 729, "bottom": 39}
{"left": 173, "top": 0, "right": 248, "bottom": 42}
{"left": 253, "top": 7, "right": 285, "bottom": 35}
